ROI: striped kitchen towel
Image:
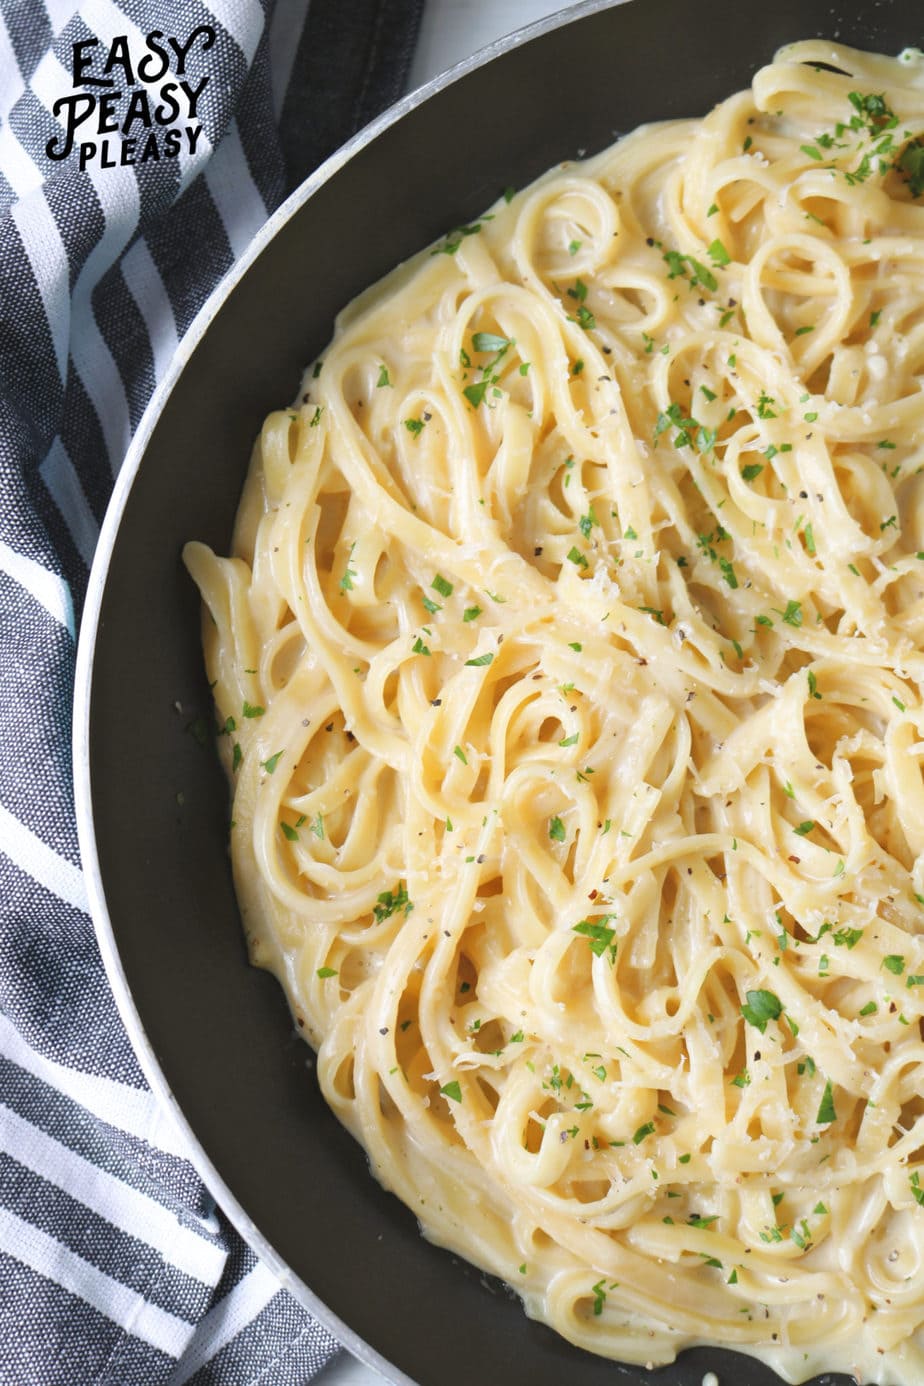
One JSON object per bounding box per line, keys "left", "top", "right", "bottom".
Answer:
{"left": 0, "top": 1, "right": 423, "bottom": 1382}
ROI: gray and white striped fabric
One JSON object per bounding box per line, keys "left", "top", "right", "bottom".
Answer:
{"left": 0, "top": 1, "right": 422, "bottom": 1381}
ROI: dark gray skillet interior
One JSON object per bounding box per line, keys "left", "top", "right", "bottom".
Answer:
{"left": 81, "top": 1, "right": 919, "bottom": 1382}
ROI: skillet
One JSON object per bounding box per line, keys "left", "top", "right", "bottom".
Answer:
{"left": 74, "top": 0, "right": 921, "bottom": 1381}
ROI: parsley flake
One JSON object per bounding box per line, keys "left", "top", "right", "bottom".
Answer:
{"left": 472, "top": 331, "right": 513, "bottom": 354}
{"left": 741, "top": 989, "right": 782, "bottom": 1033}
{"left": 816, "top": 1079, "right": 837, "bottom": 1125}
{"left": 573, "top": 918, "right": 617, "bottom": 959}
{"left": 374, "top": 885, "right": 413, "bottom": 922}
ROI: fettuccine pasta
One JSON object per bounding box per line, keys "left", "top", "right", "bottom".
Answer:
{"left": 185, "top": 40, "right": 924, "bottom": 1384}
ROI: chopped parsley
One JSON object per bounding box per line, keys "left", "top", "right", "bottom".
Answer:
{"left": 695, "top": 527, "right": 737, "bottom": 587}
{"left": 374, "top": 884, "right": 413, "bottom": 922}
{"left": 566, "top": 279, "right": 596, "bottom": 330}
{"left": 463, "top": 379, "right": 491, "bottom": 408}
{"left": 816, "top": 1079, "right": 837, "bottom": 1125}
{"left": 464, "top": 331, "right": 514, "bottom": 408}
{"left": 472, "top": 331, "right": 513, "bottom": 354}
{"left": 663, "top": 249, "right": 718, "bottom": 292}
{"left": 432, "top": 222, "right": 483, "bottom": 255}
{"left": 339, "top": 543, "right": 357, "bottom": 592}
{"left": 655, "top": 401, "right": 716, "bottom": 456}
{"left": 718, "top": 556, "right": 738, "bottom": 589}
{"left": 896, "top": 138, "right": 924, "bottom": 197}
{"left": 799, "top": 91, "right": 911, "bottom": 192}
{"left": 573, "top": 917, "right": 617, "bottom": 960}
{"left": 740, "top": 989, "right": 782, "bottom": 1033}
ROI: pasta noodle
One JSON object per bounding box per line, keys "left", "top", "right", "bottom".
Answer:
{"left": 185, "top": 40, "right": 924, "bottom": 1384}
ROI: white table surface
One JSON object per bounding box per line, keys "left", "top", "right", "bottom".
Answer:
{"left": 313, "top": 3, "right": 585, "bottom": 1383}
